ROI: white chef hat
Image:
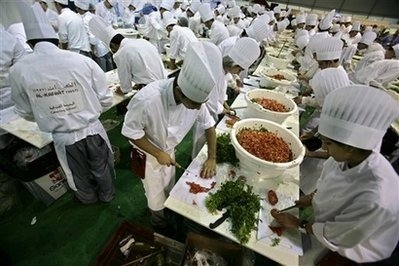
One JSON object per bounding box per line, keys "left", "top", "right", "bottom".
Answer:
{"left": 181, "top": 1, "right": 189, "bottom": 10}
{"left": 245, "top": 16, "right": 269, "bottom": 42}
{"left": 228, "top": 37, "right": 260, "bottom": 69}
{"left": 364, "top": 25, "right": 373, "bottom": 32}
{"left": 290, "top": 19, "right": 297, "bottom": 27}
{"left": 316, "top": 36, "right": 343, "bottom": 61}
{"left": 280, "top": 11, "right": 287, "bottom": 18}
{"left": 319, "top": 9, "right": 335, "bottom": 30}
{"left": 266, "top": 11, "right": 275, "bottom": 22}
{"left": 165, "top": 17, "right": 177, "bottom": 28}
{"left": 296, "top": 35, "right": 309, "bottom": 50}
{"left": 227, "top": 25, "right": 243, "bottom": 36}
{"left": 216, "top": 4, "right": 225, "bottom": 15}
{"left": 17, "top": 1, "right": 57, "bottom": 40}
{"left": 277, "top": 19, "right": 289, "bottom": 32}
{"left": 198, "top": 3, "right": 214, "bottom": 22}
{"left": 310, "top": 67, "right": 350, "bottom": 106}
{"left": 54, "top": 0, "right": 68, "bottom": 5}
{"left": 229, "top": 6, "right": 241, "bottom": 18}
{"left": 296, "top": 14, "right": 306, "bottom": 24}
{"left": 330, "top": 23, "right": 340, "bottom": 33}
{"left": 359, "top": 31, "right": 377, "bottom": 45}
{"left": 306, "top": 14, "right": 318, "bottom": 26}
{"left": 107, "top": 0, "right": 118, "bottom": 7}
{"left": 258, "top": 6, "right": 265, "bottom": 15}
{"left": 351, "top": 21, "right": 361, "bottom": 31}
{"left": 342, "top": 15, "right": 352, "bottom": 23}
{"left": 89, "top": 15, "right": 117, "bottom": 47}
{"left": 75, "top": 0, "right": 90, "bottom": 10}
{"left": 393, "top": 44, "right": 399, "bottom": 59}
{"left": 251, "top": 4, "right": 261, "bottom": 15}
{"left": 178, "top": 42, "right": 223, "bottom": 103}
{"left": 319, "top": 85, "right": 399, "bottom": 150}
{"left": 273, "top": 6, "right": 281, "bottom": 14}
{"left": 160, "top": 0, "right": 175, "bottom": 11}
{"left": 188, "top": 0, "right": 201, "bottom": 13}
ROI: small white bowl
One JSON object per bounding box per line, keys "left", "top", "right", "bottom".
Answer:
{"left": 230, "top": 118, "right": 305, "bottom": 179}
{"left": 245, "top": 89, "right": 298, "bottom": 124}
{"left": 265, "top": 54, "right": 290, "bottom": 69}
{"left": 259, "top": 69, "right": 296, "bottom": 88}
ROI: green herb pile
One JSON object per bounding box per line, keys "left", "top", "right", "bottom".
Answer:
{"left": 205, "top": 180, "right": 261, "bottom": 244}
{"left": 216, "top": 133, "right": 239, "bottom": 166}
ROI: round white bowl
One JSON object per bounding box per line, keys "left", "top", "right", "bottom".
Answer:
{"left": 230, "top": 118, "right": 305, "bottom": 180}
{"left": 244, "top": 89, "right": 298, "bottom": 124}
{"left": 265, "top": 54, "right": 290, "bottom": 69}
{"left": 259, "top": 69, "right": 296, "bottom": 88}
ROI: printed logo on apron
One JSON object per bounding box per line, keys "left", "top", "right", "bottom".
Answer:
{"left": 28, "top": 81, "right": 87, "bottom": 118}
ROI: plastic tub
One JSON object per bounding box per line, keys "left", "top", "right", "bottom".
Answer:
{"left": 259, "top": 69, "right": 296, "bottom": 88}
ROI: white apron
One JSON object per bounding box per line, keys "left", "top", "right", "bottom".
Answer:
{"left": 52, "top": 119, "right": 112, "bottom": 191}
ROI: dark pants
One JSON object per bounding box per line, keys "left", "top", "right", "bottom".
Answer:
{"left": 66, "top": 135, "right": 115, "bottom": 204}
{"left": 79, "top": 50, "right": 92, "bottom": 59}
{"left": 94, "top": 52, "right": 114, "bottom": 72}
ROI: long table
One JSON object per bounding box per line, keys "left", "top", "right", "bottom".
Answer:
{"left": 164, "top": 84, "right": 313, "bottom": 265}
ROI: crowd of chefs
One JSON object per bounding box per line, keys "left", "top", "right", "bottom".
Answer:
{"left": 0, "top": 0, "right": 399, "bottom": 264}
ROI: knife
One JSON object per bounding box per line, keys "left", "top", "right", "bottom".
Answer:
{"left": 209, "top": 211, "right": 230, "bottom": 229}
{"left": 277, "top": 204, "right": 298, "bottom": 213}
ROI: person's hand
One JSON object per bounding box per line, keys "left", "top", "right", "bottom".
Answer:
{"left": 235, "top": 79, "right": 243, "bottom": 88}
{"left": 294, "top": 193, "right": 314, "bottom": 208}
{"left": 167, "top": 61, "right": 177, "bottom": 70}
{"left": 293, "top": 96, "right": 302, "bottom": 105}
{"left": 200, "top": 158, "right": 216, "bottom": 178}
{"left": 155, "top": 151, "right": 175, "bottom": 166}
{"left": 300, "top": 131, "right": 314, "bottom": 141}
{"left": 271, "top": 210, "right": 300, "bottom": 229}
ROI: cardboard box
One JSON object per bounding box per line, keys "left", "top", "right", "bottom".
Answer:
{"left": 23, "top": 166, "right": 68, "bottom": 205}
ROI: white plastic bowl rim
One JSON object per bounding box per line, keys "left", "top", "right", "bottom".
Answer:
{"left": 245, "top": 89, "right": 297, "bottom": 116}
{"left": 230, "top": 118, "right": 305, "bottom": 170}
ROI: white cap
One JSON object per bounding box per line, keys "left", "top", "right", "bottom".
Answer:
{"left": 251, "top": 4, "right": 261, "bottom": 15}
{"left": 393, "top": 44, "right": 399, "bottom": 59}
{"left": 330, "top": 24, "right": 340, "bottom": 33}
{"left": 296, "top": 35, "right": 309, "bottom": 50}
{"left": 352, "top": 21, "right": 361, "bottom": 31}
{"left": 75, "top": 0, "right": 90, "bottom": 10}
{"left": 360, "top": 31, "right": 377, "bottom": 45}
{"left": 216, "top": 5, "right": 225, "bottom": 15}
{"left": 18, "top": 1, "right": 57, "bottom": 40}
{"left": 290, "top": 19, "right": 297, "bottom": 27}
{"left": 54, "top": 0, "right": 68, "bottom": 5}
{"left": 188, "top": 0, "right": 201, "bottom": 13}
{"left": 245, "top": 16, "right": 269, "bottom": 42}
{"left": 160, "top": 0, "right": 175, "bottom": 11}
{"left": 266, "top": 11, "right": 275, "bottom": 22}
{"left": 296, "top": 14, "right": 306, "bottom": 24}
{"left": 198, "top": 3, "right": 214, "bottom": 22}
{"left": 107, "top": 0, "right": 118, "bottom": 7}
{"left": 319, "top": 9, "right": 335, "bottom": 30}
{"left": 227, "top": 25, "right": 243, "bottom": 36}
{"left": 280, "top": 11, "right": 287, "bottom": 18}
{"left": 316, "top": 36, "right": 343, "bottom": 61}
{"left": 306, "top": 14, "right": 318, "bottom": 26}
{"left": 364, "top": 25, "right": 373, "bottom": 32}
{"left": 319, "top": 85, "right": 399, "bottom": 150}
{"left": 177, "top": 42, "right": 223, "bottom": 103}
{"left": 258, "top": 6, "right": 265, "bottom": 15}
{"left": 310, "top": 67, "right": 350, "bottom": 106}
{"left": 273, "top": 6, "right": 281, "bottom": 14}
{"left": 342, "top": 15, "right": 352, "bottom": 23}
{"left": 229, "top": 6, "right": 240, "bottom": 18}
{"left": 89, "top": 15, "right": 117, "bottom": 47}
{"left": 277, "top": 19, "right": 289, "bottom": 32}
{"left": 165, "top": 17, "right": 177, "bottom": 28}
{"left": 228, "top": 37, "right": 260, "bottom": 69}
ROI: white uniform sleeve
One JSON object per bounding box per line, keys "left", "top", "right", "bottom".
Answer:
{"left": 90, "top": 62, "right": 113, "bottom": 108}
{"left": 9, "top": 67, "right": 35, "bottom": 121}
{"left": 121, "top": 96, "right": 147, "bottom": 140}
{"left": 57, "top": 16, "right": 68, "bottom": 44}
{"left": 114, "top": 53, "right": 133, "bottom": 93}
{"left": 168, "top": 30, "right": 179, "bottom": 60}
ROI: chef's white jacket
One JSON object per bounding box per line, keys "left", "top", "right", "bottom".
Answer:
{"left": 352, "top": 59, "right": 399, "bottom": 88}
{"left": 354, "top": 44, "right": 385, "bottom": 73}
{"left": 9, "top": 42, "right": 113, "bottom": 190}
{"left": 168, "top": 25, "right": 198, "bottom": 61}
{"left": 95, "top": 1, "right": 118, "bottom": 28}
{"left": 58, "top": 8, "right": 91, "bottom": 53}
{"left": 188, "top": 15, "right": 203, "bottom": 37}
{"left": 46, "top": 7, "right": 59, "bottom": 32}
{"left": 121, "top": 79, "right": 215, "bottom": 210}
{"left": 313, "top": 152, "right": 399, "bottom": 263}
{"left": 209, "top": 20, "right": 230, "bottom": 45}
{"left": 81, "top": 11, "right": 109, "bottom": 57}
{"left": 113, "top": 38, "right": 166, "bottom": 92}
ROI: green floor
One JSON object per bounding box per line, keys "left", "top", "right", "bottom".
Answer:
{"left": 0, "top": 106, "right": 276, "bottom": 266}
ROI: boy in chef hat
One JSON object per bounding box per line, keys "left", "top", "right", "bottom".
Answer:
{"left": 198, "top": 3, "right": 229, "bottom": 45}
{"left": 121, "top": 41, "right": 222, "bottom": 235}
{"left": 272, "top": 85, "right": 399, "bottom": 264}
{"left": 10, "top": 1, "right": 116, "bottom": 204}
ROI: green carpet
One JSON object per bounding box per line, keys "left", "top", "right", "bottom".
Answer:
{"left": 0, "top": 106, "right": 276, "bottom": 266}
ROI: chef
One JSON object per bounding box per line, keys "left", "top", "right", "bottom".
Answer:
{"left": 0, "top": 25, "right": 25, "bottom": 149}
{"left": 89, "top": 16, "right": 166, "bottom": 93}
{"left": 75, "top": 0, "right": 114, "bottom": 72}
{"left": 272, "top": 85, "right": 399, "bottom": 264}
{"left": 54, "top": 0, "right": 91, "bottom": 57}
{"left": 38, "top": 0, "right": 59, "bottom": 32}
{"left": 192, "top": 37, "right": 261, "bottom": 157}
{"left": 305, "top": 13, "right": 318, "bottom": 36}
{"left": 198, "top": 3, "right": 229, "bottom": 45}
{"left": 352, "top": 31, "right": 385, "bottom": 74}
{"left": 95, "top": 0, "right": 118, "bottom": 28}
{"left": 351, "top": 59, "right": 399, "bottom": 89}
{"left": 121, "top": 42, "right": 222, "bottom": 234}
{"left": 185, "top": 0, "right": 203, "bottom": 37}
{"left": 165, "top": 16, "right": 198, "bottom": 70}
{"left": 10, "top": 2, "right": 115, "bottom": 204}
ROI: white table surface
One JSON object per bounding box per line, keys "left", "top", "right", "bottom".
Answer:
{"left": 165, "top": 83, "right": 306, "bottom": 265}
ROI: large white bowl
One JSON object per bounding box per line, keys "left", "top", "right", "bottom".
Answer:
{"left": 230, "top": 118, "right": 305, "bottom": 180}
{"left": 265, "top": 54, "right": 290, "bottom": 69}
{"left": 244, "top": 89, "right": 298, "bottom": 124}
{"left": 259, "top": 69, "right": 296, "bottom": 88}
